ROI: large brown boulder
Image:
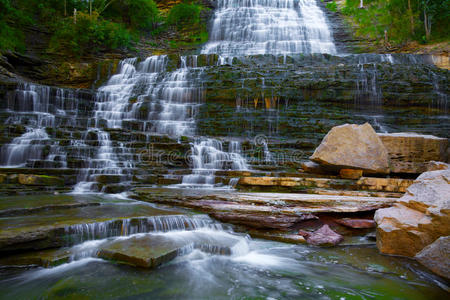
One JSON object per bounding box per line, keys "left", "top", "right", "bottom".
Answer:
{"left": 378, "top": 133, "right": 448, "bottom": 174}
{"left": 415, "top": 236, "right": 450, "bottom": 279}
{"left": 310, "top": 123, "right": 390, "bottom": 174}
{"left": 374, "top": 169, "right": 450, "bottom": 257}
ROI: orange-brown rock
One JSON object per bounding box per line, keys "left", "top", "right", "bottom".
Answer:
{"left": 311, "top": 123, "right": 390, "bottom": 174}
{"left": 378, "top": 133, "right": 448, "bottom": 174}
{"left": 374, "top": 169, "right": 450, "bottom": 257}
{"left": 339, "top": 169, "right": 363, "bottom": 179}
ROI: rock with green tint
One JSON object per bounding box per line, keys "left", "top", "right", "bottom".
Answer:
{"left": 0, "top": 248, "right": 71, "bottom": 268}
{"left": 98, "top": 235, "right": 182, "bottom": 268}
{"left": 18, "top": 174, "right": 64, "bottom": 186}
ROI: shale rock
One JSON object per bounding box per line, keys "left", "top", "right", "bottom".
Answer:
{"left": 374, "top": 169, "right": 450, "bottom": 257}
{"left": 378, "top": 133, "right": 448, "bottom": 174}
{"left": 310, "top": 123, "right": 390, "bottom": 174}
{"left": 415, "top": 236, "right": 450, "bottom": 280}
{"left": 300, "top": 225, "right": 344, "bottom": 246}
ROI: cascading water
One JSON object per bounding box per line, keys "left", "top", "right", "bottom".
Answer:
{"left": 202, "top": 0, "right": 337, "bottom": 57}
{"left": 180, "top": 138, "right": 248, "bottom": 188}
{"left": 0, "top": 83, "right": 81, "bottom": 168}
{"left": 74, "top": 55, "right": 206, "bottom": 191}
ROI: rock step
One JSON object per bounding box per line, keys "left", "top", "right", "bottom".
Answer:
{"left": 237, "top": 176, "right": 414, "bottom": 193}
{"left": 98, "top": 231, "right": 242, "bottom": 268}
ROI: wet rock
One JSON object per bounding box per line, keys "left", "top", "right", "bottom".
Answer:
{"left": 302, "top": 225, "right": 344, "bottom": 246}
{"left": 415, "top": 236, "right": 450, "bottom": 280}
{"left": 310, "top": 123, "right": 390, "bottom": 174}
{"left": 98, "top": 232, "right": 242, "bottom": 268}
{"left": 0, "top": 174, "right": 6, "bottom": 184}
{"left": 0, "top": 248, "right": 71, "bottom": 268}
{"left": 339, "top": 169, "right": 363, "bottom": 179}
{"left": 249, "top": 230, "right": 306, "bottom": 244}
{"left": 98, "top": 235, "right": 182, "bottom": 268}
{"left": 374, "top": 169, "right": 450, "bottom": 257}
{"left": 210, "top": 211, "right": 314, "bottom": 230}
{"left": 18, "top": 174, "right": 64, "bottom": 186}
{"left": 378, "top": 133, "right": 449, "bottom": 174}
{"left": 335, "top": 218, "right": 376, "bottom": 229}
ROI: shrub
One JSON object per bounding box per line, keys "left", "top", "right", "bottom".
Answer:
{"left": 49, "top": 12, "right": 132, "bottom": 57}
{"left": 167, "top": 2, "right": 202, "bottom": 28}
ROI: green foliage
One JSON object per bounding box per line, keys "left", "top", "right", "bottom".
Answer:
{"left": 326, "top": 1, "right": 338, "bottom": 12}
{"left": 102, "top": 0, "right": 160, "bottom": 32}
{"left": 342, "top": 0, "right": 449, "bottom": 44}
{"left": 167, "top": 2, "right": 202, "bottom": 28}
{"left": 49, "top": 12, "right": 132, "bottom": 57}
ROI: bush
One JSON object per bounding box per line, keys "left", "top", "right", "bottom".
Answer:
{"left": 104, "top": 0, "right": 160, "bottom": 32}
{"left": 49, "top": 12, "right": 132, "bottom": 56}
{"left": 167, "top": 2, "right": 202, "bottom": 28}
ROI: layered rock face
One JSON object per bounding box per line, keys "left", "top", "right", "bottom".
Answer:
{"left": 310, "top": 123, "right": 390, "bottom": 174}
{"left": 374, "top": 169, "right": 450, "bottom": 257}
{"left": 378, "top": 133, "right": 448, "bottom": 174}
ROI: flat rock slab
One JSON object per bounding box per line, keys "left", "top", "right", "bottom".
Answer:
{"left": 98, "top": 235, "right": 183, "bottom": 268}
{"left": 0, "top": 195, "right": 183, "bottom": 253}
{"left": 0, "top": 248, "right": 71, "bottom": 268}
{"left": 98, "top": 232, "right": 242, "bottom": 268}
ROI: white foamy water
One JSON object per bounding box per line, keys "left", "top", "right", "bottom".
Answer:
{"left": 202, "top": 0, "right": 336, "bottom": 57}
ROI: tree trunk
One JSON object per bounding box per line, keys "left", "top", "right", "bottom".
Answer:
{"left": 64, "top": 0, "right": 67, "bottom": 17}
{"left": 424, "top": 8, "right": 431, "bottom": 40}
{"left": 359, "top": 0, "right": 364, "bottom": 9}
{"left": 408, "top": 0, "right": 414, "bottom": 35}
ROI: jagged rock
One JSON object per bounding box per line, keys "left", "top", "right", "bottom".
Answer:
{"left": 374, "top": 169, "right": 450, "bottom": 257}
{"left": 378, "top": 133, "right": 448, "bottom": 174}
{"left": 339, "top": 169, "right": 363, "bottom": 179}
{"left": 310, "top": 123, "right": 390, "bottom": 174}
{"left": 18, "top": 174, "right": 64, "bottom": 186}
{"left": 415, "top": 236, "right": 450, "bottom": 280}
{"left": 300, "top": 225, "right": 344, "bottom": 246}
{"left": 335, "top": 218, "right": 376, "bottom": 229}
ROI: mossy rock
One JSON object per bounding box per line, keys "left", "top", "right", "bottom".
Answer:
{"left": 18, "top": 174, "right": 64, "bottom": 186}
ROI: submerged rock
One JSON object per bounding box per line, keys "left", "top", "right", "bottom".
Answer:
{"left": 98, "top": 232, "right": 242, "bottom": 268}
{"left": 374, "top": 169, "right": 450, "bottom": 257}
{"left": 378, "top": 133, "right": 449, "bottom": 174}
{"left": 310, "top": 123, "right": 390, "bottom": 174}
{"left": 300, "top": 224, "right": 344, "bottom": 246}
{"left": 98, "top": 235, "right": 182, "bottom": 268}
{"left": 415, "top": 236, "right": 450, "bottom": 280}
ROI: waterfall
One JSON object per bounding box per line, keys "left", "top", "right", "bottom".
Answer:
{"left": 0, "top": 83, "right": 80, "bottom": 168}
{"left": 202, "top": 0, "right": 336, "bottom": 57}
{"left": 73, "top": 55, "right": 206, "bottom": 192}
{"left": 180, "top": 138, "right": 248, "bottom": 188}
